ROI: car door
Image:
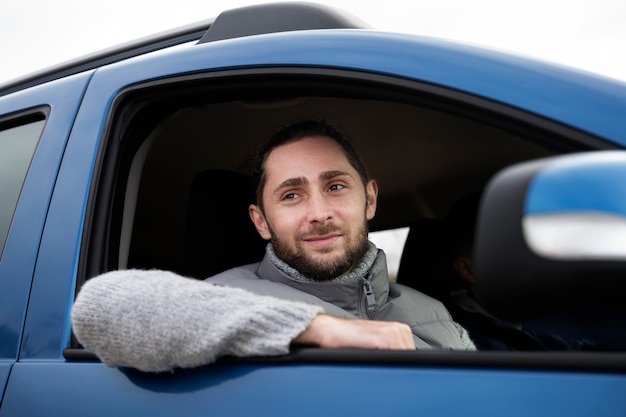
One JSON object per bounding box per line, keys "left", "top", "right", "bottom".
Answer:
{"left": 0, "top": 72, "right": 92, "bottom": 408}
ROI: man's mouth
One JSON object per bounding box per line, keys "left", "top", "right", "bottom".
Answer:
{"left": 302, "top": 233, "right": 342, "bottom": 247}
{"left": 304, "top": 233, "right": 340, "bottom": 241}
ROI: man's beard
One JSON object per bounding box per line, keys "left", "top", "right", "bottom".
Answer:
{"left": 270, "top": 219, "right": 370, "bottom": 281}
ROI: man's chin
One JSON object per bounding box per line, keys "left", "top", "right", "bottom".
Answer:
{"left": 304, "top": 248, "right": 345, "bottom": 263}
{"left": 273, "top": 241, "right": 358, "bottom": 279}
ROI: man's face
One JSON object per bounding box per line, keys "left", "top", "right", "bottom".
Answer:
{"left": 249, "top": 135, "right": 378, "bottom": 281}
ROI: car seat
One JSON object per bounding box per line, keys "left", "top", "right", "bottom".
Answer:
{"left": 184, "top": 169, "right": 267, "bottom": 279}
{"left": 395, "top": 217, "right": 453, "bottom": 299}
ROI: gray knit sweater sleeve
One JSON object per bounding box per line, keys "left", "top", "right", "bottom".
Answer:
{"left": 71, "top": 269, "right": 323, "bottom": 373}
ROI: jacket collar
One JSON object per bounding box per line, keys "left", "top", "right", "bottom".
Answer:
{"left": 257, "top": 249, "right": 390, "bottom": 317}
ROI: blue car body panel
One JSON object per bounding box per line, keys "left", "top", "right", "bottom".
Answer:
{"left": 3, "top": 361, "right": 626, "bottom": 417}
{"left": 2, "top": 15, "right": 626, "bottom": 415}
{"left": 0, "top": 72, "right": 92, "bottom": 402}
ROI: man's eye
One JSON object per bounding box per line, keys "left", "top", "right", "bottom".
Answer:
{"left": 282, "top": 192, "right": 299, "bottom": 200}
{"left": 329, "top": 184, "right": 345, "bottom": 192}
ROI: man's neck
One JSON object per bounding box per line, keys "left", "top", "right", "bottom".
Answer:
{"left": 266, "top": 242, "right": 378, "bottom": 283}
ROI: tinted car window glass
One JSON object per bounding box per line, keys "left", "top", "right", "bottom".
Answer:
{"left": 0, "top": 118, "right": 45, "bottom": 256}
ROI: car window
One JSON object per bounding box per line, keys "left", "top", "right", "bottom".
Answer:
{"left": 82, "top": 69, "right": 611, "bottom": 353}
{"left": 0, "top": 116, "right": 45, "bottom": 257}
{"left": 369, "top": 227, "right": 409, "bottom": 281}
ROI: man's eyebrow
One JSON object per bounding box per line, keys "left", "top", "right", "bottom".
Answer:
{"left": 320, "top": 170, "right": 353, "bottom": 181}
{"left": 272, "top": 171, "right": 353, "bottom": 194}
{"left": 273, "top": 177, "right": 308, "bottom": 194}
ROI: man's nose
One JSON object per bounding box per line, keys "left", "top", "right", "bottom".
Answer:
{"left": 307, "top": 192, "right": 332, "bottom": 223}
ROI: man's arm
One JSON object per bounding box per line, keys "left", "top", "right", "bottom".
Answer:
{"left": 296, "top": 314, "right": 415, "bottom": 350}
{"left": 71, "top": 269, "right": 414, "bottom": 373}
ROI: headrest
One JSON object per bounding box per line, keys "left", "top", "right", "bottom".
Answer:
{"left": 396, "top": 218, "right": 452, "bottom": 298}
{"left": 184, "top": 169, "right": 267, "bottom": 278}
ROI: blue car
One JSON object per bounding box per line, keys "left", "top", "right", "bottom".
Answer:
{"left": 1, "top": 3, "right": 625, "bottom": 415}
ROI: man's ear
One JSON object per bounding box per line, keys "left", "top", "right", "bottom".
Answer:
{"left": 453, "top": 256, "right": 475, "bottom": 284}
{"left": 249, "top": 204, "right": 272, "bottom": 240}
{"left": 365, "top": 180, "right": 378, "bottom": 220}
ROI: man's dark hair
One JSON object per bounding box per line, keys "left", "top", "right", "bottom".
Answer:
{"left": 250, "top": 120, "right": 369, "bottom": 208}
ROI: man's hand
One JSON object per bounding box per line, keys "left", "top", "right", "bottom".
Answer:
{"left": 293, "top": 314, "right": 415, "bottom": 350}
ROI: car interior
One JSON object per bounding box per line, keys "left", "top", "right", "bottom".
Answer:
{"left": 82, "top": 69, "right": 620, "bottom": 352}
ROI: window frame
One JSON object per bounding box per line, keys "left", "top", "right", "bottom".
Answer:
{"left": 72, "top": 67, "right": 626, "bottom": 370}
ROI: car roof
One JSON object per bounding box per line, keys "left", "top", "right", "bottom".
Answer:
{"left": 0, "top": 2, "right": 368, "bottom": 97}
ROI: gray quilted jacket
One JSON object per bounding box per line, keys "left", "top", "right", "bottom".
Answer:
{"left": 208, "top": 249, "right": 475, "bottom": 350}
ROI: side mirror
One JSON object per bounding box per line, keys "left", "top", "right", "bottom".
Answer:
{"left": 475, "top": 151, "right": 626, "bottom": 316}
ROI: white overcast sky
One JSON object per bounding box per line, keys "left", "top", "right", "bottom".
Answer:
{"left": 2, "top": 0, "right": 626, "bottom": 85}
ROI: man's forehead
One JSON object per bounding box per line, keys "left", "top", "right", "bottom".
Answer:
{"left": 265, "top": 136, "right": 358, "bottom": 184}
{"left": 267, "top": 135, "right": 345, "bottom": 160}
{"left": 264, "top": 136, "right": 352, "bottom": 177}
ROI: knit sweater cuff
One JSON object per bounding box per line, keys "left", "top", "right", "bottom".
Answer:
{"left": 71, "top": 269, "right": 323, "bottom": 373}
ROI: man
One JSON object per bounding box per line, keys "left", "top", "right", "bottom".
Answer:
{"left": 72, "top": 120, "right": 473, "bottom": 373}
{"left": 207, "top": 120, "right": 474, "bottom": 350}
